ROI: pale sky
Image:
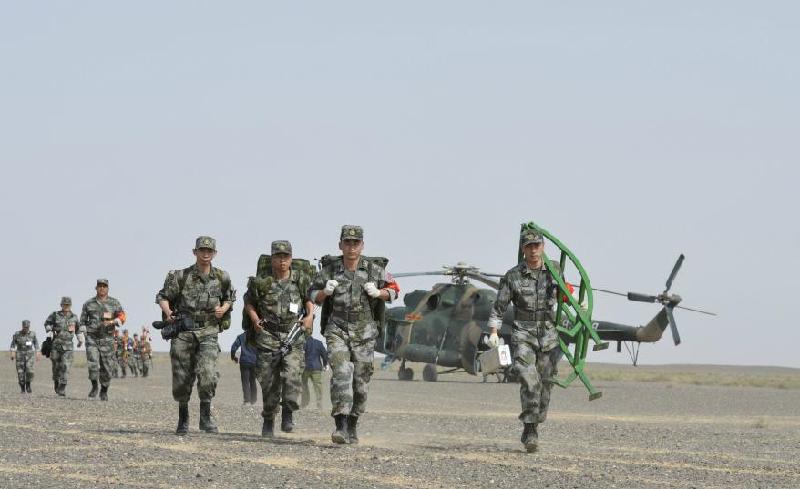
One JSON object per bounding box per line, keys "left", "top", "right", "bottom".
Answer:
{"left": 1, "top": 2, "right": 798, "bottom": 367}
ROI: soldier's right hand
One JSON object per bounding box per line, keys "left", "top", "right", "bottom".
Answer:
{"left": 487, "top": 332, "right": 500, "bottom": 348}
{"left": 323, "top": 280, "right": 339, "bottom": 296}
{"left": 10, "top": 354, "right": 15, "bottom": 361}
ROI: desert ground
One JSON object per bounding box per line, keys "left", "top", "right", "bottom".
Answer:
{"left": 1, "top": 353, "right": 798, "bottom": 488}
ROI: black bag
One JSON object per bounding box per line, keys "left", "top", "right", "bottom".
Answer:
{"left": 41, "top": 337, "right": 52, "bottom": 358}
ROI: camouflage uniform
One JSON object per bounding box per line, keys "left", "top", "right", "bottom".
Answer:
{"left": 11, "top": 321, "right": 38, "bottom": 392}
{"left": 116, "top": 334, "right": 128, "bottom": 378}
{"left": 139, "top": 337, "right": 152, "bottom": 377}
{"left": 244, "top": 241, "right": 310, "bottom": 429}
{"left": 128, "top": 337, "right": 140, "bottom": 377}
{"left": 156, "top": 236, "right": 235, "bottom": 434}
{"left": 489, "top": 229, "right": 564, "bottom": 450}
{"left": 309, "top": 225, "right": 398, "bottom": 444}
{"left": 44, "top": 297, "right": 84, "bottom": 394}
{"left": 80, "top": 284, "right": 125, "bottom": 395}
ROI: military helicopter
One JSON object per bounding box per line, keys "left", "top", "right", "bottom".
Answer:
{"left": 378, "top": 254, "right": 715, "bottom": 383}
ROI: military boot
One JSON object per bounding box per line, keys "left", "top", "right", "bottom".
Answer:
{"left": 25, "top": 381, "right": 32, "bottom": 393}
{"left": 262, "top": 418, "right": 274, "bottom": 438}
{"left": 56, "top": 383, "right": 66, "bottom": 397}
{"left": 54, "top": 380, "right": 59, "bottom": 393}
{"left": 176, "top": 403, "right": 189, "bottom": 436}
{"left": 347, "top": 415, "right": 359, "bottom": 444}
{"left": 331, "top": 414, "right": 349, "bottom": 444}
{"left": 199, "top": 401, "right": 218, "bottom": 433}
{"left": 88, "top": 380, "right": 99, "bottom": 398}
{"left": 280, "top": 409, "right": 294, "bottom": 433}
{"left": 19, "top": 382, "right": 26, "bottom": 394}
{"left": 99, "top": 385, "right": 108, "bottom": 401}
{"left": 522, "top": 423, "right": 538, "bottom": 452}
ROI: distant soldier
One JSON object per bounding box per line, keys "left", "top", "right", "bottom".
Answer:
{"left": 309, "top": 225, "right": 399, "bottom": 444}
{"left": 44, "top": 297, "right": 84, "bottom": 396}
{"left": 300, "top": 335, "right": 328, "bottom": 411}
{"left": 230, "top": 331, "right": 258, "bottom": 405}
{"left": 10, "top": 320, "right": 39, "bottom": 393}
{"left": 129, "top": 333, "right": 140, "bottom": 377}
{"left": 244, "top": 240, "right": 313, "bottom": 437}
{"left": 139, "top": 329, "right": 153, "bottom": 377}
{"left": 487, "top": 228, "right": 565, "bottom": 452}
{"left": 111, "top": 329, "right": 120, "bottom": 378}
{"left": 157, "top": 236, "right": 235, "bottom": 435}
{"left": 118, "top": 329, "right": 130, "bottom": 378}
{"left": 80, "top": 278, "right": 126, "bottom": 400}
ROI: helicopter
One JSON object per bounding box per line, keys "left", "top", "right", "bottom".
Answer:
{"left": 377, "top": 255, "right": 716, "bottom": 383}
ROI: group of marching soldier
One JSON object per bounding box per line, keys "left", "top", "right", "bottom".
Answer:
{"left": 10, "top": 224, "right": 561, "bottom": 452}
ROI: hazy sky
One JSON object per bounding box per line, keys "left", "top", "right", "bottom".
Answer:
{"left": 2, "top": 2, "right": 797, "bottom": 367}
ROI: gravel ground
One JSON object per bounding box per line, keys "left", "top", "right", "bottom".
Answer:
{"left": 1, "top": 354, "right": 798, "bottom": 488}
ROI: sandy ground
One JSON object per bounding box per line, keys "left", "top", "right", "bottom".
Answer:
{"left": 1, "top": 353, "right": 798, "bottom": 488}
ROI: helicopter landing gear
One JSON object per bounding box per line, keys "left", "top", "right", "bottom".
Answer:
{"left": 422, "top": 363, "right": 438, "bottom": 382}
{"left": 398, "top": 361, "right": 414, "bottom": 381}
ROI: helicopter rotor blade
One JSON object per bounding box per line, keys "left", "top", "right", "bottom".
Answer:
{"left": 665, "top": 254, "right": 685, "bottom": 292}
{"left": 465, "top": 272, "right": 500, "bottom": 289}
{"left": 675, "top": 304, "right": 717, "bottom": 316}
{"left": 593, "top": 288, "right": 629, "bottom": 298}
{"left": 392, "top": 271, "right": 449, "bottom": 278}
{"left": 665, "top": 306, "right": 682, "bottom": 345}
{"left": 627, "top": 292, "right": 658, "bottom": 303}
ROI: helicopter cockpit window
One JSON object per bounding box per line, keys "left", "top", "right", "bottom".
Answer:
{"left": 426, "top": 294, "right": 441, "bottom": 310}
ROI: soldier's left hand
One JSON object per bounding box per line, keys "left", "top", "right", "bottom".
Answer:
{"left": 363, "top": 282, "right": 381, "bottom": 298}
{"left": 214, "top": 306, "right": 226, "bottom": 319}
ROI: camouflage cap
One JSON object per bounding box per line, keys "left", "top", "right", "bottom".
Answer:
{"left": 21, "top": 320, "right": 30, "bottom": 328}
{"left": 340, "top": 225, "right": 364, "bottom": 241}
{"left": 133, "top": 333, "right": 139, "bottom": 337}
{"left": 195, "top": 236, "right": 217, "bottom": 250}
{"left": 61, "top": 296, "right": 72, "bottom": 305}
{"left": 96, "top": 278, "right": 109, "bottom": 286}
{"left": 271, "top": 240, "right": 292, "bottom": 255}
{"left": 520, "top": 229, "right": 543, "bottom": 246}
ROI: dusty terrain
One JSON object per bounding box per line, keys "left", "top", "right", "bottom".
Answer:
{"left": 1, "top": 353, "right": 798, "bottom": 488}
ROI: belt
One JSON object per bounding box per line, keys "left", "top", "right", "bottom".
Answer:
{"left": 331, "top": 310, "right": 371, "bottom": 323}
{"left": 190, "top": 311, "right": 217, "bottom": 322}
{"left": 514, "top": 309, "right": 551, "bottom": 321}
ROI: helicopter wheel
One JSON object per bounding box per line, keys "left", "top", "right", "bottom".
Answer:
{"left": 422, "top": 363, "right": 438, "bottom": 382}
{"left": 398, "top": 366, "right": 414, "bottom": 381}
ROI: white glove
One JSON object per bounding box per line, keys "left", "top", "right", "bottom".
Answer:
{"left": 76, "top": 333, "right": 85, "bottom": 347}
{"left": 323, "top": 280, "right": 339, "bottom": 296}
{"left": 487, "top": 332, "right": 500, "bottom": 348}
{"left": 47, "top": 331, "right": 54, "bottom": 339}
{"left": 363, "top": 282, "right": 381, "bottom": 298}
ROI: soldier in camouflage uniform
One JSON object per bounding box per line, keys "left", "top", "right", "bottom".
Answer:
{"left": 310, "top": 225, "right": 399, "bottom": 444}
{"left": 139, "top": 331, "right": 152, "bottom": 377}
{"left": 117, "top": 330, "right": 129, "bottom": 378}
{"left": 81, "top": 278, "right": 126, "bottom": 400}
{"left": 157, "top": 236, "right": 235, "bottom": 435}
{"left": 129, "top": 333, "right": 140, "bottom": 377}
{"left": 488, "top": 229, "right": 564, "bottom": 452}
{"left": 244, "top": 240, "right": 314, "bottom": 437}
{"left": 10, "top": 320, "right": 39, "bottom": 393}
{"left": 44, "top": 297, "right": 84, "bottom": 396}
{"left": 110, "top": 329, "right": 120, "bottom": 378}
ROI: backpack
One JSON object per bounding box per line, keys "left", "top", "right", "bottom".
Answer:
{"left": 318, "top": 255, "right": 388, "bottom": 335}
{"left": 242, "top": 255, "right": 314, "bottom": 334}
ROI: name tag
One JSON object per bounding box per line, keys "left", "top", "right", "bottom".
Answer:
{"left": 289, "top": 303, "right": 299, "bottom": 314}
{"left": 25, "top": 341, "right": 32, "bottom": 346}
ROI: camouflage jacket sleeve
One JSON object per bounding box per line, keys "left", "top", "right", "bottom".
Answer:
{"left": 219, "top": 270, "right": 236, "bottom": 304}
{"left": 308, "top": 268, "right": 330, "bottom": 302}
{"left": 80, "top": 301, "right": 91, "bottom": 328}
{"left": 155, "top": 270, "right": 180, "bottom": 305}
{"left": 32, "top": 333, "right": 39, "bottom": 350}
{"left": 488, "top": 271, "right": 514, "bottom": 329}
{"left": 75, "top": 312, "right": 86, "bottom": 334}
{"left": 244, "top": 277, "right": 260, "bottom": 308}
{"left": 44, "top": 312, "right": 56, "bottom": 332}
{"left": 9, "top": 333, "right": 16, "bottom": 351}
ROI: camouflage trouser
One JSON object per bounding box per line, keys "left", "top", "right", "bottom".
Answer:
{"left": 512, "top": 331, "right": 562, "bottom": 424}
{"left": 170, "top": 332, "right": 219, "bottom": 403}
{"left": 15, "top": 351, "right": 35, "bottom": 382}
{"left": 325, "top": 323, "right": 376, "bottom": 417}
{"left": 301, "top": 369, "right": 323, "bottom": 408}
{"left": 50, "top": 346, "right": 74, "bottom": 384}
{"left": 130, "top": 354, "right": 140, "bottom": 376}
{"left": 141, "top": 355, "right": 152, "bottom": 377}
{"left": 86, "top": 336, "right": 115, "bottom": 387}
{"left": 255, "top": 346, "right": 303, "bottom": 419}
{"left": 111, "top": 353, "right": 119, "bottom": 378}
{"left": 117, "top": 353, "right": 128, "bottom": 377}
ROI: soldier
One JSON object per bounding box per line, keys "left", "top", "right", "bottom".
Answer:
{"left": 118, "top": 329, "right": 130, "bottom": 378}
{"left": 44, "top": 297, "right": 84, "bottom": 396}
{"left": 10, "top": 320, "right": 39, "bottom": 393}
{"left": 243, "top": 240, "right": 313, "bottom": 437}
{"left": 309, "top": 225, "right": 399, "bottom": 444}
{"left": 129, "top": 333, "right": 140, "bottom": 377}
{"left": 139, "top": 329, "right": 153, "bottom": 377}
{"left": 300, "top": 334, "right": 328, "bottom": 411}
{"left": 80, "top": 278, "right": 126, "bottom": 400}
{"left": 487, "top": 228, "right": 565, "bottom": 452}
{"left": 157, "top": 236, "right": 235, "bottom": 435}
{"left": 111, "top": 329, "right": 120, "bottom": 378}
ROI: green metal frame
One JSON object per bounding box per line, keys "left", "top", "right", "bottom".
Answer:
{"left": 519, "top": 222, "right": 608, "bottom": 401}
